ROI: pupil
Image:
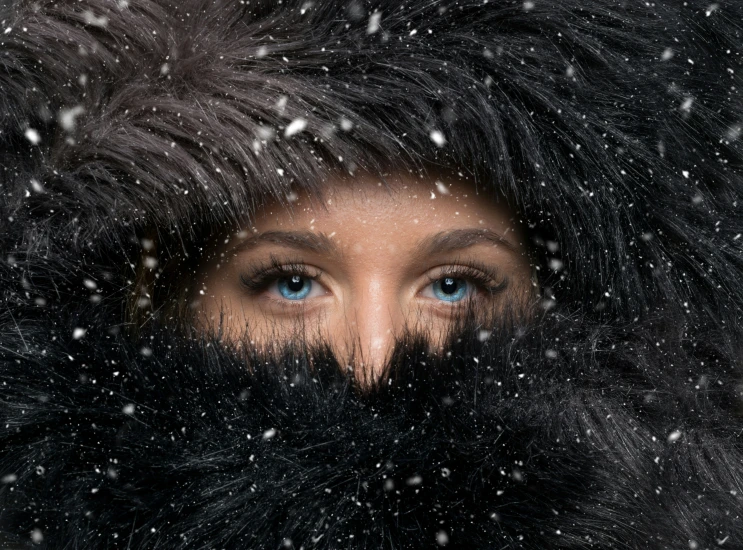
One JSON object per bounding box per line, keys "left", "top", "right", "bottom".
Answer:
{"left": 287, "top": 275, "right": 305, "bottom": 292}
{"left": 441, "top": 277, "right": 458, "bottom": 294}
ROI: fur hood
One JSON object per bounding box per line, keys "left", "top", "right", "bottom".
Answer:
{"left": 1, "top": 0, "right": 742, "bottom": 548}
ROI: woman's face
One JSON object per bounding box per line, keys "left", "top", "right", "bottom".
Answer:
{"left": 193, "top": 172, "right": 535, "bottom": 382}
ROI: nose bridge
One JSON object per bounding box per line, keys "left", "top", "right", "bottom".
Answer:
{"left": 344, "top": 275, "right": 403, "bottom": 383}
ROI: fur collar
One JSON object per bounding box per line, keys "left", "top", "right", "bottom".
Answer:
{"left": 1, "top": 308, "right": 741, "bottom": 548}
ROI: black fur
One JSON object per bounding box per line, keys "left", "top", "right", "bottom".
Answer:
{"left": 1, "top": 0, "right": 742, "bottom": 548}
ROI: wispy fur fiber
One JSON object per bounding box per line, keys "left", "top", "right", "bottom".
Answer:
{"left": 1, "top": 0, "right": 742, "bottom": 548}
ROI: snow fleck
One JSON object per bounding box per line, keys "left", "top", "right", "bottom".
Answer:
{"left": 436, "top": 530, "right": 449, "bottom": 546}
{"left": 275, "top": 95, "right": 288, "bottom": 112}
{"left": 661, "top": 48, "right": 674, "bottom": 61}
{"left": 545, "top": 349, "right": 558, "bottom": 359}
{"left": 263, "top": 428, "right": 277, "bottom": 440}
{"left": 286, "top": 191, "right": 299, "bottom": 202}
{"left": 705, "top": 3, "right": 719, "bottom": 16}
{"left": 409, "top": 29, "right": 417, "bottom": 36}
{"left": 682, "top": 170, "right": 690, "bottom": 179}
{"left": 24, "top": 128, "right": 41, "bottom": 145}
{"left": 256, "top": 46, "right": 268, "bottom": 58}
{"left": 59, "top": 105, "right": 85, "bottom": 131}
{"left": 143, "top": 256, "right": 158, "bottom": 269}
{"left": 284, "top": 118, "right": 307, "bottom": 138}
{"left": 429, "top": 130, "right": 446, "bottom": 147}
{"left": 566, "top": 65, "right": 575, "bottom": 77}
{"left": 3, "top": 27, "right": 11, "bottom": 35}
{"left": 734, "top": 234, "right": 741, "bottom": 241}
{"left": 276, "top": 168, "right": 285, "bottom": 176}
{"left": 548, "top": 258, "right": 564, "bottom": 272}
{"left": 667, "top": 429, "right": 682, "bottom": 443}
{"left": 300, "top": 1, "right": 314, "bottom": 15}
{"left": 687, "top": 58, "right": 694, "bottom": 65}
{"left": 2, "top": 474, "right": 17, "bottom": 484}
{"left": 30, "top": 179, "right": 44, "bottom": 193}
{"left": 523, "top": 1, "right": 535, "bottom": 10}
{"left": 477, "top": 329, "right": 492, "bottom": 342}
{"left": 256, "top": 125, "right": 275, "bottom": 140}
{"left": 72, "top": 328, "right": 87, "bottom": 340}
{"left": 430, "top": 191, "right": 436, "bottom": 200}
{"left": 340, "top": 117, "right": 353, "bottom": 131}
{"left": 35, "top": 465, "right": 45, "bottom": 475}
{"left": 160, "top": 63, "right": 170, "bottom": 75}
{"left": 83, "top": 10, "right": 109, "bottom": 27}
{"left": 724, "top": 124, "right": 741, "bottom": 142}
{"left": 435, "top": 180, "right": 450, "bottom": 195}
{"left": 140, "top": 346, "right": 152, "bottom": 357}
{"left": 31, "top": 529, "right": 44, "bottom": 544}
{"left": 83, "top": 279, "right": 98, "bottom": 290}
{"left": 406, "top": 475, "right": 423, "bottom": 486}
{"left": 122, "top": 404, "right": 135, "bottom": 415}
{"left": 367, "top": 12, "right": 382, "bottom": 34}
{"left": 680, "top": 97, "right": 693, "bottom": 112}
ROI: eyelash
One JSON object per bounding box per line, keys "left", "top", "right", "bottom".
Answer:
{"left": 239, "top": 256, "right": 320, "bottom": 294}
{"left": 427, "top": 263, "right": 509, "bottom": 297}
{"left": 239, "top": 257, "right": 508, "bottom": 299}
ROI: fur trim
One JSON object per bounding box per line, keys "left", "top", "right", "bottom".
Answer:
{"left": 0, "top": 309, "right": 741, "bottom": 549}
{"left": 1, "top": 0, "right": 742, "bottom": 548}
{"left": 0, "top": 0, "right": 741, "bottom": 322}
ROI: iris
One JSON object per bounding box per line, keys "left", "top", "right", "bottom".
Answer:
{"left": 432, "top": 277, "right": 469, "bottom": 302}
{"left": 277, "top": 275, "right": 312, "bottom": 300}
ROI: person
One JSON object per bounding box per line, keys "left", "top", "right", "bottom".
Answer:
{"left": 0, "top": 0, "right": 741, "bottom": 548}
{"left": 190, "top": 170, "right": 537, "bottom": 383}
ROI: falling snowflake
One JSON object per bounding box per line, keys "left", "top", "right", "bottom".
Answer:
{"left": 367, "top": 12, "right": 381, "bottom": 34}
{"left": 284, "top": 118, "right": 307, "bottom": 137}
{"left": 24, "top": 128, "right": 41, "bottom": 145}
{"left": 429, "top": 130, "right": 446, "bottom": 147}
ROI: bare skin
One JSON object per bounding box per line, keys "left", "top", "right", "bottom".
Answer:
{"left": 193, "top": 172, "right": 537, "bottom": 383}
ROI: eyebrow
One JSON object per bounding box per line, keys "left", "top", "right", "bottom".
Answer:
{"left": 230, "top": 228, "right": 518, "bottom": 258}
{"left": 413, "top": 228, "right": 520, "bottom": 258}
{"left": 231, "top": 230, "right": 339, "bottom": 255}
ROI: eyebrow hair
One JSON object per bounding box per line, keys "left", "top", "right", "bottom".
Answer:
{"left": 232, "top": 230, "right": 339, "bottom": 255}
{"left": 229, "top": 228, "right": 518, "bottom": 259}
{"left": 413, "top": 229, "right": 520, "bottom": 258}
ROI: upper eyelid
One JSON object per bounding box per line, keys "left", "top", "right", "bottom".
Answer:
{"left": 425, "top": 262, "right": 505, "bottom": 281}
{"left": 423, "top": 264, "right": 509, "bottom": 295}
{"left": 239, "top": 261, "right": 327, "bottom": 296}
{"left": 240, "top": 260, "right": 506, "bottom": 297}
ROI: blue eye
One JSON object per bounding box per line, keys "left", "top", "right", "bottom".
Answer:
{"left": 432, "top": 277, "right": 470, "bottom": 302}
{"left": 277, "top": 275, "right": 312, "bottom": 300}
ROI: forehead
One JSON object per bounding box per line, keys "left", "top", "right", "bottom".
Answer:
{"left": 250, "top": 172, "right": 521, "bottom": 246}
